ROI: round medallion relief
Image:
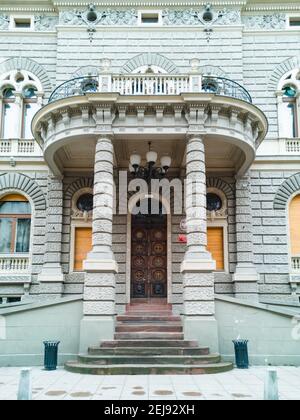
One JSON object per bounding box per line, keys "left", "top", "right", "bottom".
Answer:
{"left": 152, "top": 256, "right": 164, "bottom": 268}
{"left": 152, "top": 229, "right": 164, "bottom": 240}
{"left": 134, "top": 243, "right": 146, "bottom": 255}
{"left": 133, "top": 256, "right": 146, "bottom": 268}
{"left": 133, "top": 270, "right": 145, "bottom": 281}
{"left": 153, "top": 269, "right": 165, "bottom": 281}
{"left": 152, "top": 242, "right": 165, "bottom": 254}
{"left": 134, "top": 229, "right": 146, "bottom": 240}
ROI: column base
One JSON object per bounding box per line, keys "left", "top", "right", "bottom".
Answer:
{"left": 37, "top": 265, "right": 64, "bottom": 294}
{"left": 233, "top": 264, "right": 259, "bottom": 302}
{"left": 79, "top": 316, "right": 115, "bottom": 353}
{"left": 184, "top": 316, "right": 219, "bottom": 353}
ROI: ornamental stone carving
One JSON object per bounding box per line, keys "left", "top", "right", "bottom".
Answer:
{"left": 59, "top": 9, "right": 138, "bottom": 26}
{"left": 0, "top": 15, "right": 9, "bottom": 30}
{"left": 34, "top": 16, "right": 59, "bottom": 31}
{"left": 162, "top": 9, "right": 241, "bottom": 26}
{"left": 243, "top": 14, "right": 286, "bottom": 30}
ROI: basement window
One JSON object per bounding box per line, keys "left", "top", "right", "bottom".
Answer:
{"left": 138, "top": 11, "right": 162, "bottom": 25}
{"left": 289, "top": 17, "right": 300, "bottom": 27}
{"left": 10, "top": 16, "right": 34, "bottom": 31}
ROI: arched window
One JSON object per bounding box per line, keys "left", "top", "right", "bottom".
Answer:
{"left": 0, "top": 70, "right": 43, "bottom": 139}
{"left": 0, "top": 194, "right": 31, "bottom": 254}
{"left": 289, "top": 194, "right": 300, "bottom": 271}
{"left": 278, "top": 69, "right": 300, "bottom": 138}
{"left": 1, "top": 87, "right": 18, "bottom": 139}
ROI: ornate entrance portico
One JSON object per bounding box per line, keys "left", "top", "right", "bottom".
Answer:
{"left": 32, "top": 69, "right": 268, "bottom": 355}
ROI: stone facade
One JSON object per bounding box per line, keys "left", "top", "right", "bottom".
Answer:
{"left": 0, "top": 2, "right": 300, "bottom": 329}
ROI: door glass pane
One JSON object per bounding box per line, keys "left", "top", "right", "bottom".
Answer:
{"left": 15, "top": 219, "right": 31, "bottom": 252}
{"left": 2, "top": 102, "right": 19, "bottom": 139}
{"left": 0, "top": 218, "right": 13, "bottom": 253}
{"left": 23, "top": 102, "right": 39, "bottom": 139}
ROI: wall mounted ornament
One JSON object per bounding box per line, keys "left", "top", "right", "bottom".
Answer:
{"left": 60, "top": 4, "right": 138, "bottom": 42}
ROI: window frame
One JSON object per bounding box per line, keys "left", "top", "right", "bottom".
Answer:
{"left": 0, "top": 70, "right": 43, "bottom": 140}
{"left": 0, "top": 197, "right": 31, "bottom": 254}
{"left": 1, "top": 88, "right": 17, "bottom": 139}
{"left": 277, "top": 69, "right": 300, "bottom": 139}
{"left": 21, "top": 89, "right": 39, "bottom": 139}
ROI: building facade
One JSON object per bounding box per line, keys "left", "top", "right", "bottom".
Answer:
{"left": 0, "top": 0, "right": 300, "bottom": 368}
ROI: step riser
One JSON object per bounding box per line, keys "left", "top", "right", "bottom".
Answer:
{"left": 115, "top": 325, "right": 183, "bottom": 333}
{"left": 117, "top": 316, "right": 181, "bottom": 322}
{"left": 114, "top": 333, "right": 184, "bottom": 340}
{"left": 78, "top": 356, "right": 221, "bottom": 365}
{"left": 101, "top": 340, "right": 199, "bottom": 348}
{"left": 65, "top": 363, "right": 234, "bottom": 375}
{"left": 88, "top": 347, "right": 210, "bottom": 356}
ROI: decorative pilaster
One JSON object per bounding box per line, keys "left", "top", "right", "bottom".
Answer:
{"left": 80, "top": 135, "right": 118, "bottom": 352}
{"left": 233, "top": 172, "right": 259, "bottom": 301}
{"left": 181, "top": 135, "right": 218, "bottom": 352}
{"left": 38, "top": 175, "right": 64, "bottom": 294}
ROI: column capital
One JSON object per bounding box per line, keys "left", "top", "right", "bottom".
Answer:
{"left": 96, "top": 133, "right": 114, "bottom": 142}
{"left": 186, "top": 133, "right": 204, "bottom": 142}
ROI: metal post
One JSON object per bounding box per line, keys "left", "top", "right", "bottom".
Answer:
{"left": 17, "top": 368, "right": 32, "bottom": 401}
{"left": 264, "top": 368, "right": 279, "bottom": 400}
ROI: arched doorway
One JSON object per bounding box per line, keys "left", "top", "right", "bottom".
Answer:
{"left": 131, "top": 198, "right": 168, "bottom": 301}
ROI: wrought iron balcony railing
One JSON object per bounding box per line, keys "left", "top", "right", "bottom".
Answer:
{"left": 49, "top": 74, "right": 252, "bottom": 104}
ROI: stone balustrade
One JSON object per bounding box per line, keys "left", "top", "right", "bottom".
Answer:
{"left": 0, "top": 139, "right": 42, "bottom": 157}
{"left": 0, "top": 255, "right": 29, "bottom": 273}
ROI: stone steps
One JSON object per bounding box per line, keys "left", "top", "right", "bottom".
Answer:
{"left": 114, "top": 332, "right": 185, "bottom": 340}
{"left": 98, "top": 339, "right": 200, "bottom": 348}
{"left": 65, "top": 304, "right": 233, "bottom": 375}
{"left": 88, "top": 346, "right": 210, "bottom": 356}
{"left": 115, "top": 324, "right": 183, "bottom": 333}
{"left": 65, "top": 361, "right": 234, "bottom": 375}
{"left": 116, "top": 315, "right": 182, "bottom": 322}
{"left": 78, "top": 354, "right": 221, "bottom": 365}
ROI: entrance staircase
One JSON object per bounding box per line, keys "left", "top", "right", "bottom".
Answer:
{"left": 65, "top": 303, "right": 233, "bottom": 375}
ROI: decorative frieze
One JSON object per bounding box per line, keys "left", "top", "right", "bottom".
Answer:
{"left": 0, "top": 15, "right": 9, "bottom": 30}
{"left": 34, "top": 16, "right": 59, "bottom": 31}
{"left": 163, "top": 9, "right": 241, "bottom": 26}
{"left": 59, "top": 9, "right": 138, "bottom": 26}
{"left": 243, "top": 14, "right": 286, "bottom": 30}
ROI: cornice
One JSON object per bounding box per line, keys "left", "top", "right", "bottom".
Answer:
{"left": 52, "top": 1, "right": 247, "bottom": 6}
{"left": 0, "top": 8, "right": 56, "bottom": 12}
{"left": 245, "top": 5, "right": 300, "bottom": 12}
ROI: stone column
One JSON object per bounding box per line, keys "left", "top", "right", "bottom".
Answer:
{"left": 180, "top": 135, "right": 218, "bottom": 352}
{"left": 233, "top": 172, "right": 259, "bottom": 301}
{"left": 38, "top": 175, "right": 64, "bottom": 295}
{"left": 80, "top": 135, "right": 118, "bottom": 352}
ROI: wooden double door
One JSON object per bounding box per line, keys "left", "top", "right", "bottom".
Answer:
{"left": 131, "top": 215, "right": 167, "bottom": 299}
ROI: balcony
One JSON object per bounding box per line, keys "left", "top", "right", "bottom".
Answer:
{"left": 49, "top": 74, "right": 253, "bottom": 104}
{"left": 32, "top": 72, "right": 267, "bottom": 178}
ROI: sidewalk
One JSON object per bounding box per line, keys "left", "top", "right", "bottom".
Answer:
{"left": 0, "top": 366, "right": 299, "bottom": 400}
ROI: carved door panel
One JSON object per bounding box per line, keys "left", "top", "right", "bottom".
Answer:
{"left": 131, "top": 227, "right": 148, "bottom": 298}
{"left": 131, "top": 221, "right": 167, "bottom": 299}
{"left": 148, "top": 227, "right": 167, "bottom": 298}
